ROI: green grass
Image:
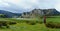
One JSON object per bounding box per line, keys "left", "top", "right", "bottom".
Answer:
{"left": 0, "top": 16, "right": 60, "bottom": 31}
{"left": 0, "top": 23, "right": 60, "bottom": 31}
{"left": 0, "top": 23, "right": 46, "bottom": 31}
{"left": 46, "top": 17, "right": 60, "bottom": 23}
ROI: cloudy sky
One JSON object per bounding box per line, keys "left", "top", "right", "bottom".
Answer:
{"left": 0, "top": 0, "right": 60, "bottom": 13}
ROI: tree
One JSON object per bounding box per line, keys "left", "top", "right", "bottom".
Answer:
{"left": 0, "top": 14, "right": 7, "bottom": 18}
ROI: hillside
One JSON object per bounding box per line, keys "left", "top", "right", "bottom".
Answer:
{"left": 49, "top": 9, "right": 60, "bottom": 15}
{"left": 0, "top": 10, "right": 21, "bottom": 18}
{"left": 20, "top": 8, "right": 60, "bottom": 18}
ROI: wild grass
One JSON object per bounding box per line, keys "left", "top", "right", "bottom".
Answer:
{"left": 0, "top": 16, "right": 60, "bottom": 31}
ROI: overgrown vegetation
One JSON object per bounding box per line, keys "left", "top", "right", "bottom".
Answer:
{"left": 0, "top": 14, "right": 7, "bottom": 18}
{"left": 0, "top": 16, "right": 60, "bottom": 31}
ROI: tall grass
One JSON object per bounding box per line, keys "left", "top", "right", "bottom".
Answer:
{"left": 0, "top": 16, "right": 60, "bottom": 31}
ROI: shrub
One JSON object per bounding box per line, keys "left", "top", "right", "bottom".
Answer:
{"left": 26, "top": 21, "right": 36, "bottom": 25}
{"left": 45, "top": 22, "right": 60, "bottom": 28}
{"left": 36, "top": 21, "right": 43, "bottom": 24}
{"left": 0, "top": 21, "right": 9, "bottom": 28}
{"left": 9, "top": 21, "right": 17, "bottom": 25}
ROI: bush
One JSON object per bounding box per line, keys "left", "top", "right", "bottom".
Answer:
{"left": 26, "top": 21, "right": 36, "bottom": 25}
{"left": 0, "top": 21, "right": 17, "bottom": 28}
{"left": 36, "top": 21, "right": 43, "bottom": 24}
{"left": 45, "top": 22, "right": 60, "bottom": 28}
{"left": 0, "top": 21, "right": 9, "bottom": 28}
{"left": 9, "top": 21, "right": 17, "bottom": 25}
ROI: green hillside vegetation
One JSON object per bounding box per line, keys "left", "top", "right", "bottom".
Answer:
{"left": 0, "top": 16, "right": 60, "bottom": 31}
{"left": 0, "top": 14, "right": 7, "bottom": 18}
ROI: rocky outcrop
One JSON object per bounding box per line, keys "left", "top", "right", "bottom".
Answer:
{"left": 21, "top": 8, "right": 60, "bottom": 18}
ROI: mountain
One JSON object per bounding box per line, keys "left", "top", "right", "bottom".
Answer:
{"left": 30, "top": 8, "right": 60, "bottom": 16}
{"left": 20, "top": 8, "right": 60, "bottom": 18}
{"left": 48, "top": 9, "right": 60, "bottom": 16}
{"left": 0, "top": 10, "right": 21, "bottom": 18}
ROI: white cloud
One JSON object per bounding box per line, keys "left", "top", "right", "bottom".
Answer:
{"left": 0, "top": 0, "right": 10, "bottom": 7}
{"left": 3, "top": 0, "right": 40, "bottom": 10}
{"left": 0, "top": 0, "right": 60, "bottom": 13}
{"left": 3, "top": 0, "right": 22, "bottom": 4}
{"left": 0, "top": 0, "right": 60, "bottom": 9}
{"left": 54, "top": 3, "right": 60, "bottom": 12}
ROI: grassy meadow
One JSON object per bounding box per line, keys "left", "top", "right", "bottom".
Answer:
{"left": 0, "top": 16, "right": 60, "bottom": 31}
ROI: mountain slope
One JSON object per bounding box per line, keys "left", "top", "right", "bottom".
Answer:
{"left": 49, "top": 9, "right": 60, "bottom": 15}
{"left": 0, "top": 10, "right": 21, "bottom": 18}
